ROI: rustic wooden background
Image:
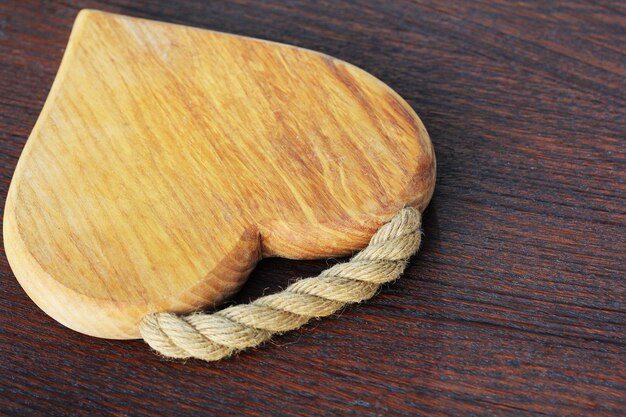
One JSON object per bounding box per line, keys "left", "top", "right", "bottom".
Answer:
{"left": 0, "top": 0, "right": 624, "bottom": 415}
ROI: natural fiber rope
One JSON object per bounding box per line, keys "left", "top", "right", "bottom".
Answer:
{"left": 140, "top": 207, "right": 422, "bottom": 361}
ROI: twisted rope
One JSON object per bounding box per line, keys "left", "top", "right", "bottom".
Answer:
{"left": 140, "top": 207, "right": 422, "bottom": 361}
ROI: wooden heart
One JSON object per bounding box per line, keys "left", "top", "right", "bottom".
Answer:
{"left": 4, "top": 10, "right": 435, "bottom": 339}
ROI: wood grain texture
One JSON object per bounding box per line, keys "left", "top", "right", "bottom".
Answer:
{"left": 0, "top": 0, "right": 624, "bottom": 416}
{"left": 3, "top": 10, "right": 435, "bottom": 339}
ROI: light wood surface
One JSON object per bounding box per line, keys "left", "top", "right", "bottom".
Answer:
{"left": 3, "top": 10, "right": 435, "bottom": 339}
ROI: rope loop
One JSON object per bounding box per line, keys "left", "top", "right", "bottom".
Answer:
{"left": 140, "top": 207, "right": 422, "bottom": 361}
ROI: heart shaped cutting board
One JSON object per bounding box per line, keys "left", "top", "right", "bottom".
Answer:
{"left": 4, "top": 10, "right": 436, "bottom": 339}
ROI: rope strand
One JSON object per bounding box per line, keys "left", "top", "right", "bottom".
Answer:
{"left": 140, "top": 207, "right": 422, "bottom": 361}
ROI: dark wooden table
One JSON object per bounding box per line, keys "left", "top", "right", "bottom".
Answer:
{"left": 1, "top": 1, "right": 624, "bottom": 415}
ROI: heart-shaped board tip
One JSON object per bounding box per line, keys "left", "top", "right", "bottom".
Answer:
{"left": 4, "top": 10, "right": 435, "bottom": 339}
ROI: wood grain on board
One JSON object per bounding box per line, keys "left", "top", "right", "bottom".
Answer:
{"left": 3, "top": 10, "right": 435, "bottom": 339}
{"left": 0, "top": 1, "right": 624, "bottom": 416}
